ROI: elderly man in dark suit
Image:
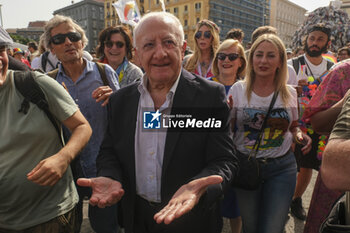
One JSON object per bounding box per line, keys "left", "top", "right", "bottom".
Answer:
{"left": 78, "top": 11, "right": 237, "bottom": 233}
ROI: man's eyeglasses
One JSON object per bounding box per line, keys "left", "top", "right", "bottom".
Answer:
{"left": 195, "top": 31, "right": 211, "bottom": 39}
{"left": 105, "top": 41, "right": 125, "bottom": 49}
{"left": 217, "top": 53, "right": 240, "bottom": 61}
{"left": 50, "top": 32, "right": 82, "bottom": 45}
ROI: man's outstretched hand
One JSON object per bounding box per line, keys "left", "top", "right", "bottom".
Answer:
{"left": 154, "top": 175, "right": 223, "bottom": 225}
{"left": 77, "top": 177, "right": 124, "bottom": 208}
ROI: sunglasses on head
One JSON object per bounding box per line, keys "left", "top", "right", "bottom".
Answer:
{"left": 217, "top": 53, "right": 240, "bottom": 61}
{"left": 50, "top": 32, "right": 82, "bottom": 45}
{"left": 195, "top": 31, "right": 211, "bottom": 39}
{"left": 105, "top": 41, "right": 125, "bottom": 49}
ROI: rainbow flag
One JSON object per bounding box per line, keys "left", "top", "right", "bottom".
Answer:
{"left": 322, "top": 54, "right": 337, "bottom": 64}
{"left": 113, "top": 0, "right": 141, "bottom": 27}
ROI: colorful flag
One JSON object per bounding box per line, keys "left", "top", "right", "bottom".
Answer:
{"left": 113, "top": 0, "right": 141, "bottom": 27}
{"left": 322, "top": 53, "right": 337, "bottom": 64}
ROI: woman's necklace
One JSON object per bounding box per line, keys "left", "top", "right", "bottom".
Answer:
{"left": 197, "top": 59, "right": 212, "bottom": 78}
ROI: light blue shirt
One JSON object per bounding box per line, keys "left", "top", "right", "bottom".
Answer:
{"left": 56, "top": 59, "right": 119, "bottom": 178}
{"left": 134, "top": 73, "right": 180, "bottom": 202}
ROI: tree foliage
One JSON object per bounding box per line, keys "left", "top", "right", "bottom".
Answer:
{"left": 9, "top": 34, "right": 31, "bottom": 45}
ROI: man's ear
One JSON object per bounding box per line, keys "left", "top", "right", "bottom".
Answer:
{"left": 181, "top": 40, "right": 187, "bottom": 59}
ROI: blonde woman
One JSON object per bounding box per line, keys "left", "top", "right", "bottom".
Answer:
{"left": 210, "top": 39, "right": 246, "bottom": 94}
{"left": 183, "top": 19, "right": 220, "bottom": 78}
{"left": 210, "top": 39, "right": 246, "bottom": 233}
{"left": 228, "top": 34, "right": 311, "bottom": 233}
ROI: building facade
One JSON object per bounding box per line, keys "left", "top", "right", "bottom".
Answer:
{"left": 340, "top": 0, "right": 350, "bottom": 15}
{"left": 163, "top": 0, "right": 210, "bottom": 49}
{"left": 54, "top": 0, "right": 105, "bottom": 51}
{"left": 270, "top": 0, "right": 306, "bottom": 48}
{"left": 158, "top": 0, "right": 269, "bottom": 48}
{"left": 107, "top": 0, "right": 269, "bottom": 49}
{"left": 209, "top": 0, "right": 270, "bottom": 44}
{"left": 104, "top": 0, "right": 207, "bottom": 49}
{"left": 135, "top": 0, "right": 210, "bottom": 49}
{"left": 16, "top": 21, "right": 47, "bottom": 42}
{"left": 105, "top": 0, "right": 119, "bottom": 27}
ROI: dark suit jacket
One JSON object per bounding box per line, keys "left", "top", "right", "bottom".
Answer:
{"left": 97, "top": 69, "right": 237, "bottom": 233}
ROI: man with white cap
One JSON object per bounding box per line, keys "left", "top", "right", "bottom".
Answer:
{"left": 0, "top": 26, "right": 92, "bottom": 233}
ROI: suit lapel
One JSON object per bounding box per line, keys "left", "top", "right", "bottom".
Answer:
{"left": 124, "top": 85, "right": 140, "bottom": 188}
{"left": 162, "top": 70, "right": 198, "bottom": 173}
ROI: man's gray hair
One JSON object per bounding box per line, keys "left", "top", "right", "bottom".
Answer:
{"left": 42, "top": 15, "right": 88, "bottom": 50}
{"left": 133, "top": 11, "right": 184, "bottom": 49}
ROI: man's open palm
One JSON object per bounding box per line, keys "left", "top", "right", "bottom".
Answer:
{"left": 154, "top": 175, "right": 223, "bottom": 225}
{"left": 77, "top": 177, "right": 124, "bottom": 208}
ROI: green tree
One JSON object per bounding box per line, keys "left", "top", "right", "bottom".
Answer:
{"left": 9, "top": 34, "right": 31, "bottom": 45}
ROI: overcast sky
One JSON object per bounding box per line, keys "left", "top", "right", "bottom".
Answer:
{"left": 0, "top": 0, "right": 332, "bottom": 29}
{"left": 289, "top": 0, "right": 332, "bottom": 11}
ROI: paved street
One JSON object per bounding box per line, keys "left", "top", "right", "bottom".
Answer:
{"left": 81, "top": 171, "right": 317, "bottom": 233}
{"left": 285, "top": 170, "right": 317, "bottom": 233}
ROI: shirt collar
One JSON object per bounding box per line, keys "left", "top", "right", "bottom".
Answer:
{"left": 137, "top": 69, "right": 181, "bottom": 101}
{"left": 58, "top": 57, "right": 90, "bottom": 77}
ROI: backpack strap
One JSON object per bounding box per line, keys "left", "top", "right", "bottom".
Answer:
{"left": 292, "top": 55, "right": 305, "bottom": 75}
{"left": 326, "top": 60, "right": 334, "bottom": 71}
{"left": 45, "top": 63, "right": 109, "bottom": 87}
{"left": 95, "top": 62, "right": 109, "bottom": 86}
{"left": 292, "top": 57, "right": 299, "bottom": 75}
{"left": 14, "top": 71, "right": 63, "bottom": 145}
{"left": 47, "top": 68, "right": 59, "bottom": 79}
{"left": 41, "top": 51, "right": 56, "bottom": 72}
{"left": 41, "top": 51, "right": 49, "bottom": 72}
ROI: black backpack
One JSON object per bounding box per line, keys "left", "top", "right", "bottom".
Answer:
{"left": 319, "top": 193, "right": 349, "bottom": 233}
{"left": 41, "top": 51, "right": 57, "bottom": 73}
{"left": 14, "top": 71, "right": 62, "bottom": 145}
{"left": 14, "top": 63, "right": 109, "bottom": 145}
{"left": 292, "top": 55, "right": 334, "bottom": 75}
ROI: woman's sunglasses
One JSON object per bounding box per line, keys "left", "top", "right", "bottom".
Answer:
{"left": 195, "top": 31, "right": 211, "bottom": 39}
{"left": 105, "top": 41, "right": 125, "bottom": 49}
{"left": 217, "top": 53, "right": 240, "bottom": 61}
{"left": 50, "top": 32, "right": 82, "bottom": 45}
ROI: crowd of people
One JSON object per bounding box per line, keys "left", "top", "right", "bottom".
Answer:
{"left": 2, "top": 10, "right": 350, "bottom": 233}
